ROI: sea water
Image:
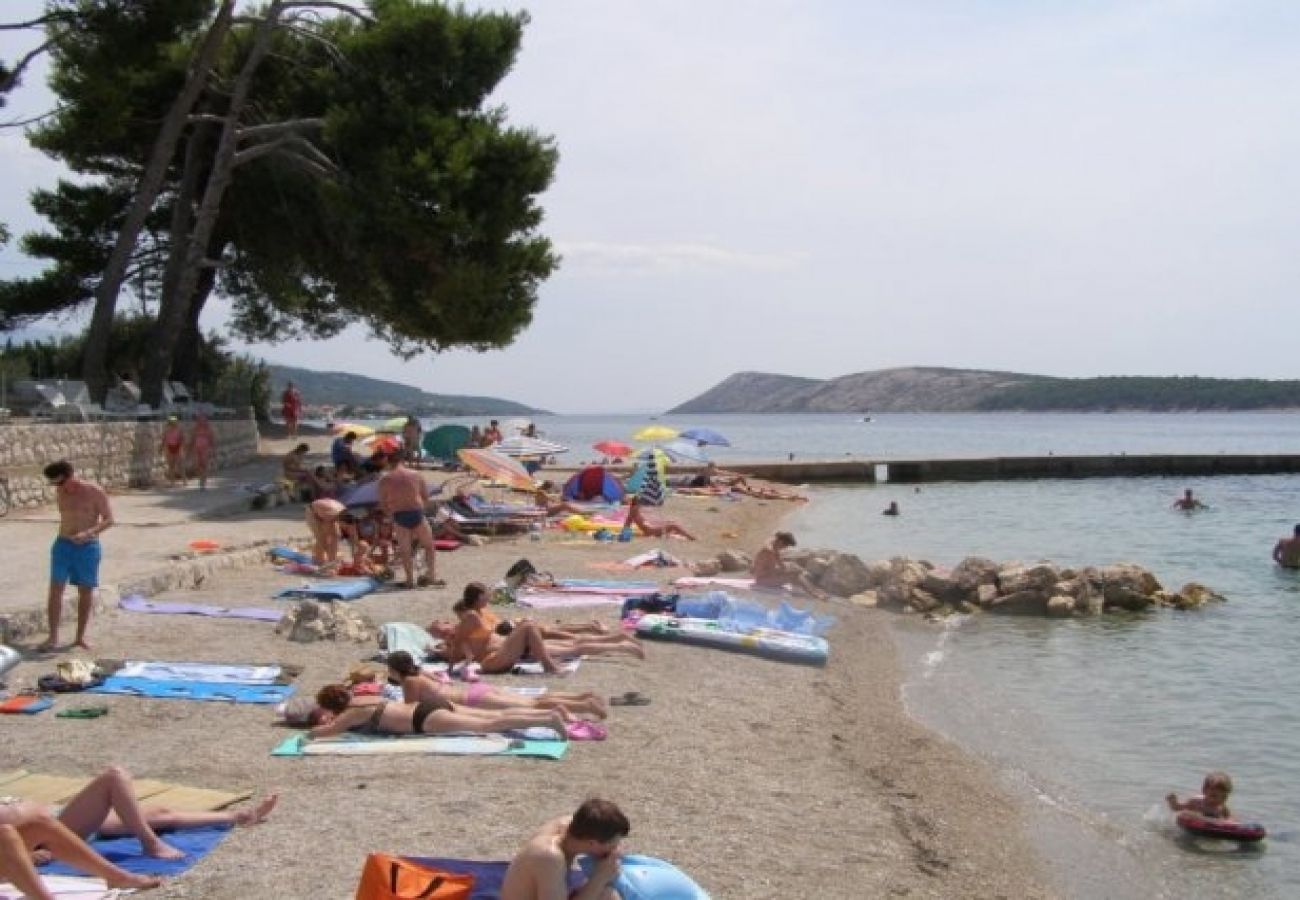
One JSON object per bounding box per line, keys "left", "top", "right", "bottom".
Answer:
{"left": 393, "top": 411, "right": 1300, "bottom": 897}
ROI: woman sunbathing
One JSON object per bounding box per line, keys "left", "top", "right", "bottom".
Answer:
{"left": 458, "top": 582, "right": 614, "bottom": 640}
{"left": 307, "top": 684, "right": 568, "bottom": 739}
{"left": 623, "top": 496, "right": 697, "bottom": 541}
{"left": 439, "top": 585, "right": 645, "bottom": 674}
{"left": 0, "top": 820, "right": 161, "bottom": 897}
{"left": 386, "top": 652, "right": 607, "bottom": 719}
{"left": 0, "top": 765, "right": 276, "bottom": 887}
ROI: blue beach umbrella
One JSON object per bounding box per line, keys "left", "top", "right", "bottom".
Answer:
{"left": 662, "top": 439, "right": 711, "bottom": 464}
{"left": 679, "top": 427, "right": 730, "bottom": 447}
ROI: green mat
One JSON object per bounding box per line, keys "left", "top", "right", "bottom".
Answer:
{"left": 271, "top": 733, "right": 567, "bottom": 759}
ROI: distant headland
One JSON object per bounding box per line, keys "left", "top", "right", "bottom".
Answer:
{"left": 268, "top": 364, "right": 547, "bottom": 418}
{"left": 667, "top": 367, "right": 1300, "bottom": 414}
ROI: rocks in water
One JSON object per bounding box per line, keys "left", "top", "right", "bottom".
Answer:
{"left": 276, "top": 600, "right": 376, "bottom": 643}
{"left": 796, "top": 549, "right": 1223, "bottom": 619}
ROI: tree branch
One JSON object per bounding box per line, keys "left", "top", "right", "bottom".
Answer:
{"left": 232, "top": 133, "right": 336, "bottom": 173}
{"left": 0, "top": 39, "right": 54, "bottom": 96}
{"left": 0, "top": 104, "right": 62, "bottom": 129}
{"left": 235, "top": 118, "right": 325, "bottom": 144}
{"left": 0, "top": 13, "right": 78, "bottom": 32}
{"left": 281, "top": 2, "right": 376, "bottom": 24}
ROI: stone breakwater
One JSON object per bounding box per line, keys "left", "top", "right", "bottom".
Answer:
{"left": 0, "top": 416, "right": 258, "bottom": 510}
{"left": 787, "top": 551, "right": 1225, "bottom": 617}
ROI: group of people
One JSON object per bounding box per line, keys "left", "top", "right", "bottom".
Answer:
{"left": 157, "top": 414, "right": 217, "bottom": 490}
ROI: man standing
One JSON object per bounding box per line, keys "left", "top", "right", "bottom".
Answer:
{"left": 501, "top": 799, "right": 629, "bottom": 900}
{"left": 40, "top": 461, "right": 113, "bottom": 651}
{"left": 280, "top": 381, "right": 303, "bottom": 437}
{"left": 377, "top": 453, "right": 443, "bottom": 588}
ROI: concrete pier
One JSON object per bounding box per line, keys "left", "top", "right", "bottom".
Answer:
{"left": 728, "top": 454, "right": 1300, "bottom": 484}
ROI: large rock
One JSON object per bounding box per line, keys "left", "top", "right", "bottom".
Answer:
{"left": 951, "top": 557, "right": 1000, "bottom": 592}
{"left": 717, "top": 550, "right": 751, "bottom": 573}
{"left": 989, "top": 589, "right": 1050, "bottom": 615}
{"left": 276, "top": 600, "right": 376, "bottom": 644}
{"left": 997, "top": 563, "right": 1061, "bottom": 595}
{"left": 907, "top": 588, "right": 943, "bottom": 613}
{"left": 815, "top": 552, "right": 873, "bottom": 597}
{"left": 1045, "top": 595, "right": 1075, "bottom": 617}
{"left": 1168, "top": 582, "right": 1227, "bottom": 610}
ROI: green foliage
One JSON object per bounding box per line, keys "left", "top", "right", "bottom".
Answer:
{"left": 977, "top": 377, "right": 1300, "bottom": 411}
{"left": 209, "top": 354, "right": 270, "bottom": 420}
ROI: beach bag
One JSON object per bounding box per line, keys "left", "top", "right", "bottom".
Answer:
{"left": 503, "top": 558, "right": 538, "bottom": 589}
{"left": 355, "top": 853, "right": 474, "bottom": 900}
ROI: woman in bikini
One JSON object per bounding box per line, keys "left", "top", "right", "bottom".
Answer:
{"left": 623, "top": 496, "right": 697, "bottom": 541}
{"left": 443, "top": 584, "right": 646, "bottom": 675}
{"left": 307, "top": 684, "right": 568, "bottom": 739}
{"left": 385, "top": 651, "right": 607, "bottom": 719}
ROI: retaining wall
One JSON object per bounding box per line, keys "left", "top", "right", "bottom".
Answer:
{"left": 0, "top": 415, "right": 259, "bottom": 511}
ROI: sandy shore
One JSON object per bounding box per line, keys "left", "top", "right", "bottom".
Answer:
{"left": 2, "top": 434, "right": 1055, "bottom": 899}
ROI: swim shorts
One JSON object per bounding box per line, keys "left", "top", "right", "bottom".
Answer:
{"left": 50, "top": 536, "right": 102, "bottom": 587}
{"left": 392, "top": 509, "right": 424, "bottom": 529}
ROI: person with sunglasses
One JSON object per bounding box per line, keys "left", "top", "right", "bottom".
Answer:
{"left": 39, "top": 460, "right": 113, "bottom": 652}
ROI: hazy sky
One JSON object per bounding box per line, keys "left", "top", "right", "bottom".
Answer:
{"left": 3, "top": 1, "right": 1299, "bottom": 412}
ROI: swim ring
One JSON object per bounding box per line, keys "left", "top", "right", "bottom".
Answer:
{"left": 1176, "top": 811, "right": 1266, "bottom": 843}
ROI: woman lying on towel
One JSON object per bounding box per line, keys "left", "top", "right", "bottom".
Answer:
{"left": 0, "top": 766, "right": 277, "bottom": 886}
{"left": 385, "top": 651, "right": 608, "bottom": 719}
{"left": 434, "top": 584, "right": 646, "bottom": 675}
{"left": 308, "top": 684, "right": 568, "bottom": 739}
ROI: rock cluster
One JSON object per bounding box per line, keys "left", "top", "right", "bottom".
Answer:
{"left": 787, "top": 551, "right": 1225, "bottom": 617}
{"left": 276, "top": 600, "right": 377, "bottom": 643}
{"left": 690, "top": 549, "right": 752, "bottom": 578}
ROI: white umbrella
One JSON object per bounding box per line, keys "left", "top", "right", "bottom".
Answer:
{"left": 662, "top": 439, "right": 710, "bottom": 464}
{"left": 493, "top": 435, "right": 568, "bottom": 457}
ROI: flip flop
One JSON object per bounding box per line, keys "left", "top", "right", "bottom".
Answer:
{"left": 609, "top": 691, "right": 650, "bottom": 707}
{"left": 57, "top": 706, "right": 109, "bottom": 719}
{"left": 565, "top": 721, "right": 609, "bottom": 741}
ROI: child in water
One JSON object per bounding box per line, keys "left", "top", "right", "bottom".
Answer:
{"left": 1167, "top": 771, "right": 1233, "bottom": 819}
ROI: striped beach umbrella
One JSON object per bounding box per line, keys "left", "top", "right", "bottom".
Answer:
{"left": 457, "top": 448, "right": 537, "bottom": 491}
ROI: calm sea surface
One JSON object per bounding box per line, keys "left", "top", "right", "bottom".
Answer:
{"left": 388, "top": 412, "right": 1300, "bottom": 898}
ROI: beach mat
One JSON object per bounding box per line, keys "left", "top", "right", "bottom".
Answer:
{"left": 516, "top": 591, "right": 625, "bottom": 609}
{"left": 274, "top": 578, "right": 378, "bottom": 601}
{"left": 271, "top": 733, "right": 567, "bottom": 759}
{"left": 111, "top": 661, "right": 288, "bottom": 684}
{"left": 0, "top": 695, "right": 53, "bottom": 714}
{"left": 424, "top": 658, "right": 582, "bottom": 677}
{"left": 403, "top": 858, "right": 584, "bottom": 899}
{"left": 0, "top": 774, "right": 91, "bottom": 804}
{"left": 673, "top": 576, "right": 757, "bottom": 589}
{"left": 556, "top": 579, "right": 659, "bottom": 594}
{"left": 87, "top": 676, "right": 294, "bottom": 704}
{"left": 39, "top": 825, "right": 231, "bottom": 879}
{"left": 119, "top": 595, "right": 283, "bottom": 622}
{"left": 0, "top": 774, "right": 245, "bottom": 810}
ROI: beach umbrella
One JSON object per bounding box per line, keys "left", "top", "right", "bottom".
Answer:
{"left": 422, "top": 424, "right": 471, "bottom": 464}
{"left": 502, "top": 417, "right": 533, "bottom": 436}
{"left": 627, "top": 448, "right": 670, "bottom": 505}
{"left": 494, "top": 435, "right": 569, "bottom": 457}
{"left": 593, "top": 440, "right": 633, "bottom": 458}
{"left": 662, "top": 439, "right": 711, "bottom": 464}
{"left": 633, "top": 425, "right": 678, "bottom": 442}
{"left": 378, "top": 416, "right": 408, "bottom": 433}
{"left": 457, "top": 448, "right": 537, "bottom": 491}
{"left": 332, "top": 422, "right": 375, "bottom": 437}
{"left": 679, "top": 427, "right": 731, "bottom": 447}
{"left": 339, "top": 480, "right": 380, "bottom": 508}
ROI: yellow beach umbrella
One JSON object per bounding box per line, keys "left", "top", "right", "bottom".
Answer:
{"left": 332, "top": 422, "right": 375, "bottom": 437}
{"left": 633, "top": 425, "right": 678, "bottom": 442}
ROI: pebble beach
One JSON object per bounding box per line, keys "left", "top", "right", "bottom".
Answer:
{"left": 0, "top": 430, "right": 1055, "bottom": 899}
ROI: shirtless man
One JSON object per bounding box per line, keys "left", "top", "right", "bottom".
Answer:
{"left": 1274, "top": 524, "right": 1300, "bottom": 568}
{"left": 1173, "top": 488, "right": 1207, "bottom": 511}
{"left": 378, "top": 453, "right": 443, "bottom": 588}
{"left": 41, "top": 461, "right": 113, "bottom": 651}
{"left": 501, "top": 799, "right": 630, "bottom": 900}
{"left": 752, "top": 531, "right": 829, "bottom": 600}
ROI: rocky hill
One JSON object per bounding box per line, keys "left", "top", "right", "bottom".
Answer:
{"left": 668, "top": 368, "right": 1300, "bottom": 413}
{"left": 268, "top": 365, "right": 546, "bottom": 416}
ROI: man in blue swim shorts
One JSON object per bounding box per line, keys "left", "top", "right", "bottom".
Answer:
{"left": 41, "top": 460, "right": 114, "bottom": 651}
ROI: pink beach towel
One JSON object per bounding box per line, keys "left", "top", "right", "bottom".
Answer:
{"left": 517, "top": 591, "right": 626, "bottom": 609}
{"left": 673, "top": 576, "right": 757, "bottom": 589}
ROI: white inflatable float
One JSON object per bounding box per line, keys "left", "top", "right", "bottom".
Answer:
{"left": 634, "top": 614, "right": 829, "bottom": 666}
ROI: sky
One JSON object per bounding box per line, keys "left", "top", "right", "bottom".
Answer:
{"left": 3, "top": 0, "right": 1300, "bottom": 413}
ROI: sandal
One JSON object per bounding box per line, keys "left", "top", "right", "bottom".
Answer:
{"left": 56, "top": 706, "right": 109, "bottom": 719}
{"left": 608, "top": 691, "right": 651, "bottom": 707}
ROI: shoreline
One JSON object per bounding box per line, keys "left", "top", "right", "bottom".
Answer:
{"left": 1, "top": 433, "right": 1054, "bottom": 898}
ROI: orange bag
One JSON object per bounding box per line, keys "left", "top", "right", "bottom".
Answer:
{"left": 354, "top": 854, "right": 475, "bottom": 900}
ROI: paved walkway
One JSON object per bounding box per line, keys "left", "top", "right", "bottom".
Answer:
{"left": 0, "top": 454, "right": 308, "bottom": 616}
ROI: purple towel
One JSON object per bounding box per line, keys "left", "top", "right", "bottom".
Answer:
{"left": 119, "top": 595, "right": 283, "bottom": 622}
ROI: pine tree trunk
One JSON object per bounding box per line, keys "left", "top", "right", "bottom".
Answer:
{"left": 80, "top": 0, "right": 235, "bottom": 402}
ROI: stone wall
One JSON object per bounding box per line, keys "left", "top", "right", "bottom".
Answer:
{"left": 0, "top": 414, "right": 259, "bottom": 511}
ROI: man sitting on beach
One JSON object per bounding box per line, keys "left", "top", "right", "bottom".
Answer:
{"left": 377, "top": 453, "right": 444, "bottom": 588}
{"left": 501, "top": 799, "right": 629, "bottom": 900}
{"left": 752, "top": 531, "right": 829, "bottom": 600}
{"left": 1274, "top": 524, "right": 1300, "bottom": 568}
{"left": 41, "top": 461, "right": 113, "bottom": 651}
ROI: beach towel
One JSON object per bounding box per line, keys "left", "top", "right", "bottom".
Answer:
{"left": 269, "top": 546, "right": 313, "bottom": 564}
{"left": 274, "top": 578, "right": 378, "bottom": 601}
{"left": 0, "top": 874, "right": 121, "bottom": 899}
{"left": 555, "top": 579, "right": 659, "bottom": 595}
{"left": 114, "top": 661, "right": 282, "bottom": 684}
{"left": 403, "top": 858, "right": 585, "bottom": 900}
{"left": 516, "top": 592, "right": 626, "bottom": 610}
{"left": 39, "top": 825, "right": 231, "bottom": 879}
{"left": 379, "top": 622, "right": 436, "bottom": 657}
{"left": 119, "top": 595, "right": 283, "bottom": 622}
{"left": 271, "top": 733, "right": 567, "bottom": 759}
{"left": 423, "top": 658, "right": 582, "bottom": 677}
{"left": 87, "top": 677, "right": 294, "bottom": 704}
{"left": 673, "top": 576, "right": 757, "bottom": 589}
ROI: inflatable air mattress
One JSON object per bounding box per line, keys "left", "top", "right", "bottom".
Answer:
{"left": 579, "top": 854, "right": 710, "bottom": 899}
{"left": 634, "top": 614, "right": 829, "bottom": 666}
{"left": 1176, "top": 811, "right": 1266, "bottom": 843}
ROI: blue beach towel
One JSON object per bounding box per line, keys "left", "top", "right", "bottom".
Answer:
{"left": 40, "top": 825, "right": 231, "bottom": 878}
{"left": 87, "top": 676, "right": 294, "bottom": 704}
{"left": 274, "top": 578, "right": 378, "bottom": 601}
{"left": 269, "top": 546, "right": 313, "bottom": 564}
{"left": 405, "top": 858, "right": 584, "bottom": 899}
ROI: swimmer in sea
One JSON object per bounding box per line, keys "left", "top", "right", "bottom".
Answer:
{"left": 1274, "top": 523, "right": 1300, "bottom": 568}
{"left": 1172, "top": 488, "right": 1207, "bottom": 511}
